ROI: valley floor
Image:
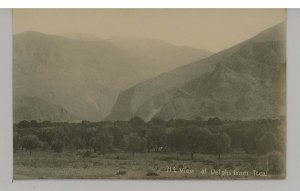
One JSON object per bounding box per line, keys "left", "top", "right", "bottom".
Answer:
{"left": 13, "top": 150, "right": 284, "bottom": 180}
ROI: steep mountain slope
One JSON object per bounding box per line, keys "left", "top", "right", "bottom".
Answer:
{"left": 13, "top": 31, "right": 211, "bottom": 122}
{"left": 107, "top": 22, "right": 286, "bottom": 121}
{"left": 13, "top": 31, "right": 139, "bottom": 122}
{"left": 14, "top": 95, "right": 79, "bottom": 122}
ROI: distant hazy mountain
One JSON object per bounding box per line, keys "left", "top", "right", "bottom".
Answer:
{"left": 57, "top": 33, "right": 101, "bottom": 42}
{"left": 14, "top": 31, "right": 137, "bottom": 122}
{"left": 14, "top": 95, "right": 79, "bottom": 122}
{"left": 107, "top": 37, "right": 212, "bottom": 80}
{"left": 59, "top": 34, "right": 213, "bottom": 80}
{"left": 13, "top": 31, "right": 211, "bottom": 122}
{"left": 107, "top": 22, "right": 286, "bottom": 121}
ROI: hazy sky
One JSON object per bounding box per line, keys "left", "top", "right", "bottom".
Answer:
{"left": 14, "top": 9, "right": 285, "bottom": 52}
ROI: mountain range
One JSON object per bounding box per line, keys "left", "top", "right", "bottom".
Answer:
{"left": 106, "top": 22, "right": 286, "bottom": 121}
{"left": 13, "top": 31, "right": 211, "bottom": 122}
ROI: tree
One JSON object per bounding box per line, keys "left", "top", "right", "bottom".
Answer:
{"left": 21, "top": 135, "right": 41, "bottom": 155}
{"left": 241, "top": 127, "right": 268, "bottom": 154}
{"left": 241, "top": 128, "right": 259, "bottom": 154}
{"left": 186, "top": 127, "right": 203, "bottom": 160}
{"left": 13, "top": 132, "right": 21, "bottom": 153}
{"left": 30, "top": 120, "right": 39, "bottom": 128}
{"left": 51, "top": 139, "right": 64, "bottom": 152}
{"left": 149, "top": 117, "right": 165, "bottom": 126}
{"left": 207, "top": 117, "right": 223, "bottom": 126}
{"left": 130, "top": 116, "right": 147, "bottom": 137}
{"left": 82, "top": 127, "right": 97, "bottom": 151}
{"left": 72, "top": 137, "right": 86, "bottom": 150}
{"left": 166, "top": 128, "right": 187, "bottom": 153}
{"left": 197, "top": 128, "right": 215, "bottom": 154}
{"left": 257, "top": 132, "right": 278, "bottom": 155}
{"left": 111, "top": 126, "right": 123, "bottom": 147}
{"left": 195, "top": 116, "right": 204, "bottom": 121}
{"left": 81, "top": 120, "right": 91, "bottom": 127}
{"left": 175, "top": 119, "right": 190, "bottom": 127}
{"left": 167, "top": 126, "right": 212, "bottom": 160}
{"left": 214, "top": 132, "right": 231, "bottom": 159}
{"left": 126, "top": 133, "right": 146, "bottom": 157}
{"left": 145, "top": 125, "right": 166, "bottom": 152}
{"left": 184, "top": 126, "right": 209, "bottom": 160}
{"left": 130, "top": 116, "right": 144, "bottom": 126}
{"left": 41, "top": 120, "right": 52, "bottom": 127}
{"left": 94, "top": 132, "right": 113, "bottom": 154}
{"left": 267, "top": 152, "right": 284, "bottom": 175}
{"left": 226, "top": 128, "right": 244, "bottom": 149}
{"left": 17, "top": 120, "right": 31, "bottom": 128}
{"left": 37, "top": 127, "right": 57, "bottom": 146}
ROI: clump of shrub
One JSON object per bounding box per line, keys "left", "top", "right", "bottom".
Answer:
{"left": 72, "top": 163, "right": 79, "bottom": 168}
{"left": 224, "top": 163, "right": 234, "bottom": 170}
{"left": 83, "top": 150, "right": 92, "bottom": 158}
{"left": 146, "top": 170, "right": 159, "bottom": 176}
{"left": 202, "top": 160, "right": 214, "bottom": 165}
{"left": 268, "top": 152, "right": 284, "bottom": 175}
{"left": 213, "top": 164, "right": 221, "bottom": 169}
{"left": 89, "top": 153, "right": 98, "bottom": 158}
{"left": 114, "top": 155, "right": 129, "bottom": 160}
{"left": 249, "top": 158, "right": 257, "bottom": 168}
{"left": 160, "top": 156, "right": 177, "bottom": 161}
{"left": 51, "top": 140, "right": 64, "bottom": 152}
{"left": 178, "top": 164, "right": 184, "bottom": 169}
{"left": 83, "top": 163, "right": 89, "bottom": 168}
{"left": 93, "top": 161, "right": 103, "bottom": 166}
{"left": 20, "top": 134, "right": 41, "bottom": 155}
{"left": 116, "top": 170, "right": 127, "bottom": 175}
{"left": 13, "top": 132, "right": 21, "bottom": 153}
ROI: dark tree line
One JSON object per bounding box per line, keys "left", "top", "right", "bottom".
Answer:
{"left": 13, "top": 117, "right": 285, "bottom": 159}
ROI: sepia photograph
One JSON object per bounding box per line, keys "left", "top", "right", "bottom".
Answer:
{"left": 12, "top": 9, "right": 286, "bottom": 179}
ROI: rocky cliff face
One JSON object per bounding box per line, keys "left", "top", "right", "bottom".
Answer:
{"left": 107, "top": 23, "right": 286, "bottom": 121}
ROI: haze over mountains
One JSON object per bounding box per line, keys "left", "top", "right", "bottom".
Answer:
{"left": 13, "top": 31, "right": 211, "bottom": 122}
{"left": 107, "top": 37, "right": 212, "bottom": 80}
{"left": 58, "top": 33, "right": 212, "bottom": 81}
{"left": 107, "top": 22, "right": 286, "bottom": 121}
{"left": 14, "top": 22, "right": 285, "bottom": 123}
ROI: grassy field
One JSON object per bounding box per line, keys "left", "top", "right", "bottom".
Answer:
{"left": 13, "top": 150, "right": 283, "bottom": 179}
